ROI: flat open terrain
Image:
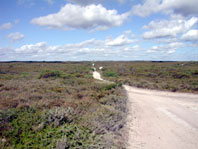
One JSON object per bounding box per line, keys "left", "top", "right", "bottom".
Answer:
{"left": 0, "top": 62, "right": 127, "bottom": 148}
{"left": 93, "top": 62, "right": 198, "bottom": 149}
{"left": 95, "top": 61, "right": 198, "bottom": 93}
{"left": 1, "top": 61, "right": 198, "bottom": 148}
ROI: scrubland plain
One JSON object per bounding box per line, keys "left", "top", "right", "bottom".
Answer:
{"left": 0, "top": 61, "right": 197, "bottom": 148}
{"left": 95, "top": 61, "right": 198, "bottom": 93}
{"left": 0, "top": 62, "right": 127, "bottom": 148}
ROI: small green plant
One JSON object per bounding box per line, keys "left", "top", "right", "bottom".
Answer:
{"left": 101, "top": 83, "right": 117, "bottom": 91}
{"left": 0, "top": 74, "right": 14, "bottom": 80}
{"left": 61, "top": 74, "right": 75, "bottom": 79}
{"left": 38, "top": 70, "right": 63, "bottom": 79}
{"left": 104, "top": 71, "right": 118, "bottom": 77}
{"left": 0, "top": 107, "right": 100, "bottom": 148}
{"left": 90, "top": 68, "right": 95, "bottom": 71}
{"left": 20, "top": 72, "right": 30, "bottom": 78}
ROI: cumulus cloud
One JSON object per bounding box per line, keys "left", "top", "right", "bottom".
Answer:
{"left": 0, "top": 22, "right": 12, "bottom": 30}
{"left": 7, "top": 32, "right": 24, "bottom": 42}
{"left": 181, "top": 30, "right": 198, "bottom": 42}
{"left": 14, "top": 31, "right": 136, "bottom": 58}
{"left": 147, "top": 42, "right": 184, "bottom": 54}
{"left": 31, "top": 4, "right": 129, "bottom": 30}
{"left": 131, "top": 0, "right": 198, "bottom": 17}
{"left": 161, "top": 0, "right": 198, "bottom": 16}
{"left": 131, "top": 0, "right": 161, "bottom": 17}
{"left": 15, "top": 42, "right": 48, "bottom": 53}
{"left": 106, "top": 34, "right": 134, "bottom": 46}
{"left": 143, "top": 17, "right": 197, "bottom": 39}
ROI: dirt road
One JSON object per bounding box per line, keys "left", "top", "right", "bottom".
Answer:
{"left": 93, "top": 70, "right": 104, "bottom": 81}
{"left": 92, "top": 69, "right": 198, "bottom": 149}
{"left": 124, "top": 85, "right": 198, "bottom": 149}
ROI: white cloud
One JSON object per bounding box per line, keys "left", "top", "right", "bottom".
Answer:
{"left": 161, "top": 0, "right": 198, "bottom": 16}
{"left": 106, "top": 34, "right": 134, "bottom": 46}
{"left": 181, "top": 30, "right": 198, "bottom": 41}
{"left": 147, "top": 42, "right": 184, "bottom": 54}
{"left": 131, "top": 0, "right": 161, "bottom": 17}
{"left": 143, "top": 17, "right": 197, "bottom": 39}
{"left": 123, "top": 45, "right": 140, "bottom": 51}
{"left": 14, "top": 31, "right": 136, "bottom": 58}
{"left": 0, "top": 22, "right": 13, "bottom": 30}
{"left": 15, "top": 42, "right": 47, "bottom": 53}
{"left": 7, "top": 32, "right": 24, "bottom": 42}
{"left": 31, "top": 4, "right": 129, "bottom": 30}
{"left": 131, "top": 0, "right": 198, "bottom": 17}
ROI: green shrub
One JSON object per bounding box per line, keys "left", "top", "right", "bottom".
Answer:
{"left": 101, "top": 83, "right": 117, "bottom": 91}
{"left": 61, "top": 74, "right": 75, "bottom": 79}
{"left": 104, "top": 71, "right": 118, "bottom": 77}
{"left": 0, "top": 74, "right": 14, "bottom": 80}
{"left": 38, "top": 70, "right": 63, "bottom": 79}
{"left": 0, "top": 107, "right": 100, "bottom": 148}
{"left": 90, "top": 68, "right": 95, "bottom": 71}
{"left": 20, "top": 72, "right": 30, "bottom": 78}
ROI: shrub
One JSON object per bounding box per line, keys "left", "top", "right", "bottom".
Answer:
{"left": 38, "top": 70, "right": 63, "bottom": 79}
{"left": 0, "top": 74, "right": 14, "bottom": 80}
{"left": 43, "top": 107, "right": 75, "bottom": 127}
{"left": 61, "top": 74, "right": 75, "bottom": 79}
{"left": 0, "top": 107, "right": 100, "bottom": 148}
{"left": 20, "top": 72, "right": 30, "bottom": 78}
{"left": 104, "top": 71, "right": 118, "bottom": 77}
{"left": 90, "top": 68, "right": 95, "bottom": 71}
{"left": 101, "top": 83, "right": 117, "bottom": 91}
{"left": 172, "top": 72, "right": 189, "bottom": 79}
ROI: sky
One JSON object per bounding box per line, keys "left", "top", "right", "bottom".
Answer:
{"left": 0, "top": 0, "right": 198, "bottom": 61}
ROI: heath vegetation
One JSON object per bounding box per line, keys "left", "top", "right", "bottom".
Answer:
{"left": 0, "top": 62, "right": 127, "bottom": 148}
{"left": 95, "top": 61, "right": 198, "bottom": 93}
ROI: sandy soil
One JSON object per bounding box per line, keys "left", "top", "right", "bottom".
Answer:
{"left": 92, "top": 69, "right": 112, "bottom": 83}
{"left": 124, "top": 85, "right": 198, "bottom": 149}
{"left": 92, "top": 70, "right": 198, "bottom": 149}
{"left": 93, "top": 70, "right": 104, "bottom": 81}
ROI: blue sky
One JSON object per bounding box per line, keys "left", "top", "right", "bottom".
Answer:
{"left": 0, "top": 0, "right": 197, "bottom": 61}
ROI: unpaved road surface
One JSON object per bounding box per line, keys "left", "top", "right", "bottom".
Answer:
{"left": 124, "top": 85, "right": 198, "bottom": 149}
{"left": 93, "top": 70, "right": 104, "bottom": 81}
{"left": 92, "top": 69, "right": 112, "bottom": 83}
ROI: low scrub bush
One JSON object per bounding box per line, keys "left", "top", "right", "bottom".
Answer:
{"left": 0, "top": 74, "right": 14, "bottom": 80}
{"left": 104, "top": 71, "right": 118, "bottom": 77}
{"left": 0, "top": 62, "right": 127, "bottom": 148}
{"left": 43, "top": 107, "right": 75, "bottom": 127}
{"left": 61, "top": 74, "right": 76, "bottom": 79}
{"left": 172, "top": 72, "right": 190, "bottom": 79}
{"left": 38, "top": 70, "right": 63, "bottom": 79}
{"left": 101, "top": 83, "right": 117, "bottom": 91}
{"left": 0, "top": 107, "right": 101, "bottom": 148}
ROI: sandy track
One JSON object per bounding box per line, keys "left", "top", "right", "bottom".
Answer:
{"left": 124, "top": 85, "right": 198, "bottom": 149}
{"left": 92, "top": 69, "right": 112, "bottom": 83}
{"left": 92, "top": 69, "right": 198, "bottom": 149}
{"left": 93, "top": 70, "right": 104, "bottom": 81}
